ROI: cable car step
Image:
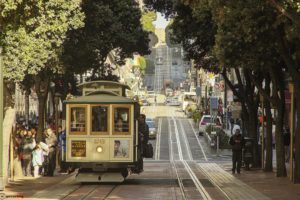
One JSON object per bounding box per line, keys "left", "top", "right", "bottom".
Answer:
{"left": 75, "top": 172, "right": 125, "bottom": 183}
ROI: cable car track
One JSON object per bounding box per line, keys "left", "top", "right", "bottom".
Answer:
{"left": 102, "top": 185, "right": 118, "bottom": 200}
{"left": 62, "top": 184, "right": 118, "bottom": 200}
{"left": 169, "top": 116, "right": 213, "bottom": 200}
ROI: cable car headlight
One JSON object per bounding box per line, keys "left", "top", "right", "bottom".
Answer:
{"left": 96, "top": 146, "right": 103, "bottom": 153}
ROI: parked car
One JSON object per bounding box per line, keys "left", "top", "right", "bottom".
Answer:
{"left": 146, "top": 119, "right": 157, "bottom": 139}
{"left": 165, "top": 97, "right": 180, "bottom": 106}
{"left": 198, "top": 115, "right": 222, "bottom": 135}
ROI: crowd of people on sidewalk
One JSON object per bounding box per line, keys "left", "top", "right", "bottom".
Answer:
{"left": 14, "top": 124, "right": 67, "bottom": 178}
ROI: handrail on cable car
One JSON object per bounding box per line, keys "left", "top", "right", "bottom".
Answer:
{"left": 86, "top": 90, "right": 119, "bottom": 96}
{"left": 78, "top": 81, "right": 131, "bottom": 90}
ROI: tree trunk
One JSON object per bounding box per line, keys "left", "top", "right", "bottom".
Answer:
{"left": 293, "top": 81, "right": 300, "bottom": 183}
{"left": 248, "top": 106, "right": 259, "bottom": 167}
{"left": 24, "top": 90, "right": 30, "bottom": 125}
{"left": 274, "top": 97, "right": 287, "bottom": 177}
{"left": 241, "top": 104, "right": 249, "bottom": 135}
{"left": 3, "top": 81, "right": 15, "bottom": 108}
{"left": 276, "top": 24, "right": 299, "bottom": 180}
{"left": 270, "top": 66, "right": 287, "bottom": 177}
{"left": 35, "top": 77, "right": 50, "bottom": 142}
{"left": 264, "top": 77, "right": 273, "bottom": 171}
{"left": 222, "top": 69, "right": 259, "bottom": 164}
{"left": 243, "top": 68, "right": 260, "bottom": 167}
{"left": 265, "top": 97, "right": 273, "bottom": 171}
{"left": 37, "top": 95, "right": 47, "bottom": 142}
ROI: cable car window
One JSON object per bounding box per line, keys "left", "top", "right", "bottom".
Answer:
{"left": 91, "top": 106, "right": 108, "bottom": 134}
{"left": 113, "top": 107, "right": 130, "bottom": 134}
{"left": 70, "top": 106, "right": 87, "bottom": 134}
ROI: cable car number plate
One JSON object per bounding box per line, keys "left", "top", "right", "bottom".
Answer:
{"left": 71, "top": 141, "right": 86, "bottom": 157}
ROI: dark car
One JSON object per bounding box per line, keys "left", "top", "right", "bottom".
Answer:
{"left": 146, "top": 120, "right": 157, "bottom": 139}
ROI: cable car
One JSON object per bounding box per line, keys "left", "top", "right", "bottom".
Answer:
{"left": 64, "top": 81, "right": 142, "bottom": 182}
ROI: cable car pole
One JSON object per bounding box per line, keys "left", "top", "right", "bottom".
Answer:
{"left": 0, "top": 47, "right": 4, "bottom": 190}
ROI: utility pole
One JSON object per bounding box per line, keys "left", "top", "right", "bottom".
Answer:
{"left": 0, "top": 47, "right": 4, "bottom": 190}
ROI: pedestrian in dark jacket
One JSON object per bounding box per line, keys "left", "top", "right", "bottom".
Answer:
{"left": 21, "top": 130, "right": 36, "bottom": 176}
{"left": 135, "top": 114, "right": 150, "bottom": 173}
{"left": 138, "top": 114, "right": 149, "bottom": 145}
{"left": 229, "top": 128, "right": 245, "bottom": 174}
{"left": 44, "top": 128, "right": 57, "bottom": 176}
{"left": 58, "top": 126, "right": 67, "bottom": 172}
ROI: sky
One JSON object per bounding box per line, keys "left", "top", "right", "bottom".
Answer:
{"left": 153, "top": 12, "right": 170, "bottom": 29}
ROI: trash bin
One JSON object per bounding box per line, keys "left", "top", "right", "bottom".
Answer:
{"left": 243, "top": 137, "right": 255, "bottom": 170}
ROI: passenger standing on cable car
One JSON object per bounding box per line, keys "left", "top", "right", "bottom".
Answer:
{"left": 135, "top": 114, "right": 149, "bottom": 172}
{"left": 138, "top": 114, "right": 149, "bottom": 150}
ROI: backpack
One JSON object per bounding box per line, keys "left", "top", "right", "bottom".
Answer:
{"left": 143, "top": 143, "right": 153, "bottom": 158}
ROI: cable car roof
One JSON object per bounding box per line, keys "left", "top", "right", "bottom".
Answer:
{"left": 64, "top": 94, "right": 135, "bottom": 104}
{"left": 77, "top": 81, "right": 131, "bottom": 90}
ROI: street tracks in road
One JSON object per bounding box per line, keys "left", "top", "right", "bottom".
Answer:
{"left": 188, "top": 119, "right": 208, "bottom": 161}
{"left": 170, "top": 116, "right": 212, "bottom": 200}
{"left": 155, "top": 118, "right": 162, "bottom": 160}
{"left": 62, "top": 184, "right": 118, "bottom": 200}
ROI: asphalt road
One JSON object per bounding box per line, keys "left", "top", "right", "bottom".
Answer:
{"left": 143, "top": 105, "right": 232, "bottom": 164}
{"left": 5, "top": 105, "right": 236, "bottom": 200}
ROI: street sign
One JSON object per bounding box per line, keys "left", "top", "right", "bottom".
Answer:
{"left": 210, "top": 96, "right": 218, "bottom": 110}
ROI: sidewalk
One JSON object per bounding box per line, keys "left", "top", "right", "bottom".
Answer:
{"left": 220, "top": 163, "right": 300, "bottom": 200}
{"left": 3, "top": 172, "right": 78, "bottom": 199}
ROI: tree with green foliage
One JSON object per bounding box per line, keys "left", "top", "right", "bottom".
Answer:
{"left": 1, "top": 0, "right": 84, "bottom": 140}
{"left": 145, "top": 0, "right": 263, "bottom": 167}
{"left": 267, "top": 0, "right": 300, "bottom": 182}
{"left": 144, "top": 0, "right": 291, "bottom": 176}
{"left": 141, "top": 11, "right": 157, "bottom": 33}
{"left": 211, "top": 0, "right": 288, "bottom": 176}
{"left": 63, "top": 0, "right": 150, "bottom": 81}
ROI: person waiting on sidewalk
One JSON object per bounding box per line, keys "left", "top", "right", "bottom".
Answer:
{"left": 38, "top": 139, "right": 49, "bottom": 175}
{"left": 229, "top": 128, "right": 245, "bottom": 174}
{"left": 32, "top": 143, "right": 44, "bottom": 178}
{"left": 44, "top": 128, "right": 57, "bottom": 176}
{"left": 21, "top": 129, "right": 36, "bottom": 176}
{"left": 58, "top": 126, "right": 67, "bottom": 172}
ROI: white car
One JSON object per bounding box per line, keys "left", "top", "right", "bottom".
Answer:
{"left": 165, "top": 97, "right": 180, "bottom": 106}
{"left": 198, "top": 115, "right": 222, "bottom": 135}
{"left": 147, "top": 91, "right": 155, "bottom": 98}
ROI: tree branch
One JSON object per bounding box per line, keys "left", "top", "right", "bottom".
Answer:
{"left": 221, "top": 68, "right": 244, "bottom": 102}
{"left": 235, "top": 68, "right": 246, "bottom": 100}
{"left": 276, "top": 29, "right": 300, "bottom": 80}
{"left": 267, "top": 0, "right": 300, "bottom": 25}
{"left": 249, "top": 72, "right": 274, "bottom": 104}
